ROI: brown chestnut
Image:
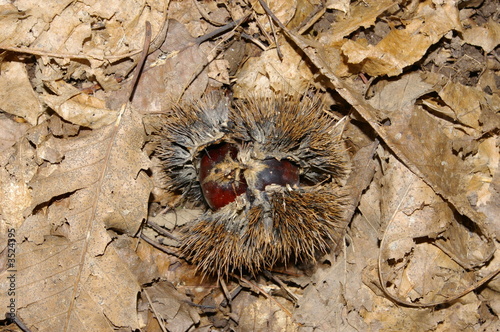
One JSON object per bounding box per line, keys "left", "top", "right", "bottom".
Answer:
{"left": 199, "top": 143, "right": 300, "bottom": 210}
{"left": 199, "top": 143, "right": 247, "bottom": 210}
{"left": 254, "top": 159, "right": 299, "bottom": 191}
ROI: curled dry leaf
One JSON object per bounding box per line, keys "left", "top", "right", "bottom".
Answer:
{"left": 462, "top": 18, "right": 500, "bottom": 53}
{"left": 0, "top": 61, "right": 43, "bottom": 125}
{"left": 379, "top": 154, "right": 481, "bottom": 304}
{"left": 43, "top": 94, "right": 118, "bottom": 129}
{"left": 233, "top": 41, "right": 314, "bottom": 98}
{"left": 341, "top": 0, "right": 461, "bottom": 76}
{"left": 42, "top": 80, "right": 118, "bottom": 129}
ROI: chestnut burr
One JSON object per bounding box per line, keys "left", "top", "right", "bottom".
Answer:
{"left": 158, "top": 92, "right": 349, "bottom": 277}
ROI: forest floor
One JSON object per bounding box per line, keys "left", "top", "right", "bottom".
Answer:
{"left": 0, "top": 0, "right": 499, "bottom": 331}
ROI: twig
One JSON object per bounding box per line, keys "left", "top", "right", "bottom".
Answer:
{"left": 238, "top": 276, "right": 293, "bottom": 319}
{"left": 262, "top": 3, "right": 282, "bottom": 60}
{"left": 240, "top": 32, "right": 268, "bottom": 51}
{"left": 146, "top": 220, "right": 180, "bottom": 241}
{"left": 9, "top": 315, "right": 31, "bottom": 332}
{"left": 297, "top": 5, "right": 327, "bottom": 35}
{"left": 219, "top": 278, "right": 233, "bottom": 305}
{"left": 140, "top": 233, "right": 182, "bottom": 257}
{"left": 144, "top": 289, "right": 168, "bottom": 332}
{"left": 176, "top": 15, "right": 249, "bottom": 103}
{"left": 194, "top": 15, "right": 250, "bottom": 46}
{"left": 263, "top": 270, "right": 299, "bottom": 305}
{"left": 128, "top": 21, "right": 152, "bottom": 101}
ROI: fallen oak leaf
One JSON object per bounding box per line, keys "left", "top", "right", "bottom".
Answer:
{"left": 17, "top": 103, "right": 152, "bottom": 331}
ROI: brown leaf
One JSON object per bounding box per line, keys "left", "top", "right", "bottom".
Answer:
{"left": 341, "top": 0, "right": 460, "bottom": 76}
{"left": 17, "top": 235, "right": 141, "bottom": 331}
{"left": 233, "top": 41, "right": 314, "bottom": 98}
{"left": 462, "top": 18, "right": 500, "bottom": 53}
{"left": 110, "top": 20, "right": 209, "bottom": 112}
{"left": 0, "top": 61, "right": 43, "bottom": 125}
{"left": 140, "top": 281, "right": 200, "bottom": 332}
{"left": 12, "top": 105, "right": 151, "bottom": 331}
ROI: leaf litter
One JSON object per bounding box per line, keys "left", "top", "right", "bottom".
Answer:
{"left": 0, "top": 0, "right": 499, "bottom": 331}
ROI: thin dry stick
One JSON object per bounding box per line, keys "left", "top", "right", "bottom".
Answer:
{"left": 149, "top": 0, "right": 171, "bottom": 53}
{"left": 147, "top": 220, "right": 180, "bottom": 242}
{"left": 238, "top": 276, "right": 293, "bottom": 319}
{"left": 176, "top": 15, "right": 249, "bottom": 103}
{"left": 297, "top": 5, "right": 327, "bottom": 35}
{"left": 240, "top": 32, "right": 269, "bottom": 51}
{"left": 219, "top": 278, "right": 233, "bottom": 305}
{"left": 265, "top": 8, "right": 282, "bottom": 60}
{"left": 0, "top": 45, "right": 143, "bottom": 61}
{"left": 263, "top": 270, "right": 299, "bottom": 305}
{"left": 144, "top": 289, "right": 168, "bottom": 332}
{"left": 141, "top": 233, "right": 181, "bottom": 257}
{"left": 128, "top": 21, "right": 152, "bottom": 101}
{"left": 249, "top": 11, "right": 274, "bottom": 48}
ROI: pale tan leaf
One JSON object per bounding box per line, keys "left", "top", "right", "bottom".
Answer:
{"left": 326, "top": 0, "right": 350, "bottom": 13}
{"left": 0, "top": 133, "right": 37, "bottom": 229}
{"left": 140, "top": 282, "right": 200, "bottom": 332}
{"left": 462, "top": 18, "right": 500, "bottom": 53}
{"left": 319, "top": 0, "right": 398, "bottom": 44}
{"left": 0, "top": 61, "right": 43, "bottom": 125}
{"left": 29, "top": 106, "right": 151, "bottom": 235}
{"left": 233, "top": 41, "right": 314, "bottom": 98}
{"left": 341, "top": 0, "right": 460, "bottom": 76}
{"left": 43, "top": 94, "right": 118, "bottom": 129}
{"left": 17, "top": 235, "right": 141, "bottom": 331}
{"left": 231, "top": 290, "right": 297, "bottom": 331}
{"left": 250, "top": 0, "right": 297, "bottom": 27}
{"left": 379, "top": 155, "right": 486, "bottom": 303}
{"left": 13, "top": 105, "right": 152, "bottom": 331}
{"left": 424, "top": 72, "right": 485, "bottom": 129}
{"left": 0, "top": 114, "right": 30, "bottom": 153}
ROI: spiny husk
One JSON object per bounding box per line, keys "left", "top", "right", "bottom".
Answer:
{"left": 180, "top": 185, "right": 348, "bottom": 277}
{"left": 157, "top": 93, "right": 230, "bottom": 201}
{"left": 157, "top": 92, "right": 350, "bottom": 277}
{"left": 231, "top": 95, "right": 348, "bottom": 182}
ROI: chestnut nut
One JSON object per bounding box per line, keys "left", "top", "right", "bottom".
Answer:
{"left": 199, "top": 143, "right": 300, "bottom": 210}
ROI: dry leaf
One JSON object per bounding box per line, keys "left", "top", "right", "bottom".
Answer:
{"left": 341, "top": 0, "right": 460, "bottom": 76}
{"left": 111, "top": 19, "right": 209, "bottom": 112}
{"left": 0, "top": 114, "right": 30, "bottom": 153}
{"left": 462, "top": 18, "right": 500, "bottom": 53}
{"left": 0, "top": 61, "right": 43, "bottom": 125}
{"left": 28, "top": 106, "right": 151, "bottom": 235}
{"left": 379, "top": 154, "right": 481, "bottom": 303}
{"left": 3, "top": 105, "right": 152, "bottom": 331}
{"left": 43, "top": 94, "right": 118, "bottom": 129}
{"left": 250, "top": 0, "right": 297, "bottom": 27}
{"left": 319, "top": 0, "right": 398, "bottom": 44}
{"left": 140, "top": 281, "right": 200, "bottom": 332}
{"left": 233, "top": 40, "right": 314, "bottom": 97}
